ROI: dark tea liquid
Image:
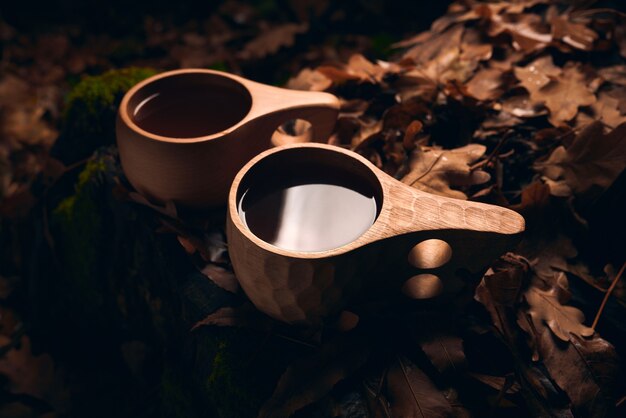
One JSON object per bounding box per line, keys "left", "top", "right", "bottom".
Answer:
{"left": 131, "top": 80, "right": 250, "bottom": 138}
{"left": 238, "top": 169, "right": 379, "bottom": 252}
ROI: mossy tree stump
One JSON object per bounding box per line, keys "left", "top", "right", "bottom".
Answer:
{"left": 26, "top": 69, "right": 347, "bottom": 417}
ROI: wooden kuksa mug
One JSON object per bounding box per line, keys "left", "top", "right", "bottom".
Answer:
{"left": 227, "top": 143, "right": 526, "bottom": 325}
{"left": 116, "top": 69, "right": 340, "bottom": 208}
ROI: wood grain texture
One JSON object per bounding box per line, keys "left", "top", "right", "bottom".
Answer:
{"left": 227, "top": 143, "right": 526, "bottom": 325}
{"left": 116, "top": 69, "right": 340, "bottom": 208}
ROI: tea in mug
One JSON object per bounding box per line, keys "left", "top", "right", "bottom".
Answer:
{"left": 238, "top": 169, "right": 379, "bottom": 252}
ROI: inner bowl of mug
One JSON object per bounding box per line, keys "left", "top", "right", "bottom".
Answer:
{"left": 236, "top": 146, "right": 384, "bottom": 253}
{"left": 126, "top": 71, "right": 252, "bottom": 139}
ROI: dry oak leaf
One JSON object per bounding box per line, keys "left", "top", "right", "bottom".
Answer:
{"left": 536, "top": 330, "right": 620, "bottom": 418}
{"left": 577, "top": 88, "right": 626, "bottom": 129}
{"left": 401, "top": 144, "right": 490, "bottom": 200}
{"left": 464, "top": 67, "right": 505, "bottom": 101}
{"left": 285, "top": 68, "right": 332, "bottom": 91}
{"left": 548, "top": 8, "right": 598, "bottom": 51}
{"left": 412, "top": 319, "right": 467, "bottom": 376}
{"left": 537, "top": 121, "right": 626, "bottom": 196}
{"left": 598, "top": 65, "right": 626, "bottom": 87}
{"left": 488, "top": 11, "right": 552, "bottom": 52}
{"left": 519, "top": 272, "right": 594, "bottom": 343}
{"left": 200, "top": 263, "right": 239, "bottom": 293}
{"left": 238, "top": 23, "right": 308, "bottom": 60}
{"left": 191, "top": 304, "right": 270, "bottom": 331}
{"left": 515, "top": 57, "right": 596, "bottom": 126}
{"left": 0, "top": 335, "right": 71, "bottom": 412}
{"left": 317, "top": 54, "right": 388, "bottom": 85}
{"left": 382, "top": 356, "right": 469, "bottom": 418}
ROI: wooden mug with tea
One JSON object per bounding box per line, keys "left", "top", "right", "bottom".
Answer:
{"left": 116, "top": 69, "right": 339, "bottom": 208}
{"left": 227, "top": 143, "right": 525, "bottom": 325}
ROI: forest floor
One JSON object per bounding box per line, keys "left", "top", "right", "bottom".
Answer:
{"left": 1, "top": 0, "right": 626, "bottom": 417}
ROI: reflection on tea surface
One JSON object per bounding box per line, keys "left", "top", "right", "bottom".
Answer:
{"left": 238, "top": 175, "right": 378, "bottom": 252}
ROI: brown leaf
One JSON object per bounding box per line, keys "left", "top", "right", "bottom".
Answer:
{"left": 598, "top": 65, "right": 626, "bottom": 87}
{"left": 318, "top": 54, "right": 387, "bottom": 85}
{"left": 200, "top": 263, "right": 239, "bottom": 293}
{"left": 550, "top": 13, "right": 598, "bottom": 51}
{"left": 191, "top": 304, "right": 269, "bottom": 330}
{"left": 469, "top": 373, "right": 520, "bottom": 394}
{"left": 418, "top": 332, "right": 466, "bottom": 376}
{"left": 537, "top": 121, "right": 626, "bottom": 196}
{"left": 0, "top": 335, "right": 70, "bottom": 412}
{"left": 401, "top": 144, "right": 490, "bottom": 199}
{"left": 501, "top": 93, "right": 547, "bottom": 118}
{"left": 515, "top": 58, "right": 596, "bottom": 126}
{"left": 258, "top": 332, "right": 370, "bottom": 418}
{"left": 482, "top": 253, "right": 531, "bottom": 307}
{"left": 402, "top": 120, "right": 423, "bottom": 150}
{"left": 536, "top": 331, "right": 621, "bottom": 418}
{"left": 285, "top": 68, "right": 332, "bottom": 91}
{"left": 488, "top": 12, "right": 552, "bottom": 52}
{"left": 465, "top": 67, "right": 505, "bottom": 101}
{"left": 384, "top": 356, "right": 467, "bottom": 418}
{"left": 401, "top": 24, "right": 464, "bottom": 66}
{"left": 239, "top": 23, "right": 308, "bottom": 60}
{"left": 518, "top": 272, "right": 594, "bottom": 343}
{"left": 577, "top": 88, "right": 626, "bottom": 129}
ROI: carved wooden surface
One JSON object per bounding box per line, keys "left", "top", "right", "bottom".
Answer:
{"left": 116, "top": 69, "right": 339, "bottom": 208}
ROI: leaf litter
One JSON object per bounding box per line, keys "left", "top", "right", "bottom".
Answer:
{"left": 2, "top": 0, "right": 626, "bottom": 416}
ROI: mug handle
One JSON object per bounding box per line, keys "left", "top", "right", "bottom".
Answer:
{"left": 368, "top": 176, "right": 525, "bottom": 298}
{"left": 238, "top": 80, "right": 340, "bottom": 145}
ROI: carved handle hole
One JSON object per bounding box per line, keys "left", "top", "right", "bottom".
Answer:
{"left": 402, "top": 274, "right": 443, "bottom": 299}
{"left": 271, "top": 119, "right": 313, "bottom": 146}
{"left": 407, "top": 239, "right": 452, "bottom": 269}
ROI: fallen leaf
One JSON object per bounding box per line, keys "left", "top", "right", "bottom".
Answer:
{"left": 285, "top": 68, "right": 332, "bottom": 91}
{"left": 402, "top": 120, "right": 423, "bottom": 150}
{"left": 536, "top": 331, "right": 621, "bottom": 418}
{"left": 464, "top": 67, "right": 505, "bottom": 101}
{"left": 238, "top": 23, "right": 308, "bottom": 60}
{"left": 577, "top": 88, "right": 626, "bottom": 128}
{"left": 0, "top": 335, "right": 70, "bottom": 412}
{"left": 383, "top": 356, "right": 466, "bottom": 418}
{"left": 318, "top": 54, "right": 387, "bottom": 85}
{"left": 537, "top": 121, "right": 626, "bottom": 196}
{"left": 488, "top": 12, "right": 552, "bottom": 52}
{"left": 200, "top": 263, "right": 239, "bottom": 293}
{"left": 550, "top": 13, "right": 598, "bottom": 51}
{"left": 192, "top": 304, "right": 269, "bottom": 330}
{"left": 501, "top": 93, "right": 546, "bottom": 118}
{"left": 598, "top": 65, "right": 626, "bottom": 87}
{"left": 401, "top": 144, "right": 490, "bottom": 199}
{"left": 518, "top": 272, "right": 595, "bottom": 343}
{"left": 417, "top": 331, "right": 466, "bottom": 376}
{"left": 515, "top": 58, "right": 596, "bottom": 126}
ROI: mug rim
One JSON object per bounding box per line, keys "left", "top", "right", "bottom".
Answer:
{"left": 119, "top": 68, "right": 253, "bottom": 143}
{"left": 228, "top": 143, "right": 390, "bottom": 259}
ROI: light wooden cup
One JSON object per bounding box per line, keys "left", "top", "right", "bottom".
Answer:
{"left": 116, "top": 69, "right": 339, "bottom": 209}
{"left": 227, "top": 143, "right": 525, "bottom": 325}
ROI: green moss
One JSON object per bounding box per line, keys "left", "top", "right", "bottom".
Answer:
{"left": 56, "top": 67, "right": 156, "bottom": 162}
{"left": 52, "top": 157, "right": 109, "bottom": 315}
{"left": 203, "top": 330, "right": 300, "bottom": 418}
